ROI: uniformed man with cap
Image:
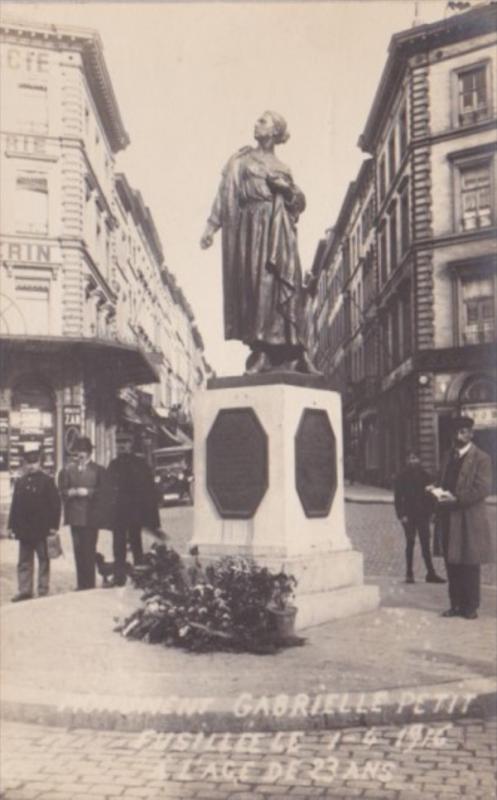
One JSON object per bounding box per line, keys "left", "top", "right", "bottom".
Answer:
{"left": 7, "top": 447, "right": 61, "bottom": 602}
{"left": 430, "top": 416, "right": 494, "bottom": 619}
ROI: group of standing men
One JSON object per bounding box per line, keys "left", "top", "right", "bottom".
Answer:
{"left": 8, "top": 435, "right": 161, "bottom": 601}
{"left": 394, "top": 415, "right": 494, "bottom": 620}
{"left": 7, "top": 416, "right": 494, "bottom": 620}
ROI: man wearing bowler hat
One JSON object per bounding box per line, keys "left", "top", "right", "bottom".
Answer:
{"left": 8, "top": 447, "right": 61, "bottom": 602}
{"left": 431, "top": 416, "right": 494, "bottom": 619}
{"left": 58, "top": 436, "right": 105, "bottom": 590}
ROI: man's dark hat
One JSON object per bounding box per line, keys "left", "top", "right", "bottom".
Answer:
{"left": 451, "top": 416, "right": 474, "bottom": 431}
{"left": 74, "top": 436, "right": 93, "bottom": 453}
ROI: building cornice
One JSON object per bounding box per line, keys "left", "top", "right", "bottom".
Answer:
{"left": 0, "top": 18, "right": 130, "bottom": 153}
{"left": 358, "top": 4, "right": 497, "bottom": 154}
{"left": 414, "top": 225, "right": 497, "bottom": 251}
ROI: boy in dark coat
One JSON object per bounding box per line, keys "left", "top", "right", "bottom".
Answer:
{"left": 8, "top": 448, "right": 61, "bottom": 602}
{"left": 58, "top": 436, "right": 105, "bottom": 590}
{"left": 394, "top": 452, "right": 445, "bottom": 584}
{"left": 106, "top": 437, "right": 161, "bottom": 586}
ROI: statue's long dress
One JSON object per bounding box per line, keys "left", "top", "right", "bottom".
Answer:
{"left": 208, "top": 147, "right": 305, "bottom": 349}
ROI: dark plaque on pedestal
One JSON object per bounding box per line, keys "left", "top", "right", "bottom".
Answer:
{"left": 206, "top": 407, "right": 268, "bottom": 519}
{"left": 295, "top": 408, "right": 337, "bottom": 517}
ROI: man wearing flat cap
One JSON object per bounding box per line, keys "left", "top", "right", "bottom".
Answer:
{"left": 430, "top": 416, "right": 494, "bottom": 619}
{"left": 8, "top": 448, "right": 61, "bottom": 602}
{"left": 58, "top": 436, "right": 105, "bottom": 590}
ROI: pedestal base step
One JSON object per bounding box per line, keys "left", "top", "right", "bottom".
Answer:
{"left": 295, "top": 584, "right": 380, "bottom": 631}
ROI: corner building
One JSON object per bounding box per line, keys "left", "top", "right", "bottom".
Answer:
{"left": 0, "top": 20, "right": 209, "bottom": 503}
{"left": 308, "top": 3, "right": 497, "bottom": 487}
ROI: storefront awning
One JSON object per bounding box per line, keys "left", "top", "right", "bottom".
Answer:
{"left": 0, "top": 335, "right": 159, "bottom": 387}
{"left": 119, "top": 400, "right": 157, "bottom": 433}
{"left": 155, "top": 417, "right": 193, "bottom": 448}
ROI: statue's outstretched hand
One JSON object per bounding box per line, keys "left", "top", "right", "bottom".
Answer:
{"left": 200, "top": 234, "right": 213, "bottom": 249}
{"left": 200, "top": 223, "right": 216, "bottom": 249}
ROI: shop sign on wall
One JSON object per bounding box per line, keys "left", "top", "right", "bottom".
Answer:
{"left": 63, "top": 405, "right": 82, "bottom": 456}
{"left": 461, "top": 404, "right": 497, "bottom": 429}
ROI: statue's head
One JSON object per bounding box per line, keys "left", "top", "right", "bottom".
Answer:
{"left": 254, "top": 111, "right": 290, "bottom": 145}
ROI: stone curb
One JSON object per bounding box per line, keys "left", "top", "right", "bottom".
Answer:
{"left": 345, "top": 495, "right": 393, "bottom": 505}
{"left": 1, "top": 678, "right": 495, "bottom": 733}
{"left": 344, "top": 493, "right": 497, "bottom": 506}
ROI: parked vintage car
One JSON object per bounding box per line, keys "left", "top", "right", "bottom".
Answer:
{"left": 152, "top": 446, "right": 193, "bottom": 506}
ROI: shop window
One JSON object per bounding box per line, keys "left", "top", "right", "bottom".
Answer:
{"left": 457, "top": 63, "right": 490, "bottom": 126}
{"left": 16, "top": 83, "right": 48, "bottom": 134}
{"left": 10, "top": 376, "right": 55, "bottom": 475}
{"left": 459, "top": 162, "right": 492, "bottom": 230}
{"left": 461, "top": 276, "right": 495, "bottom": 345}
{"left": 15, "top": 172, "right": 48, "bottom": 235}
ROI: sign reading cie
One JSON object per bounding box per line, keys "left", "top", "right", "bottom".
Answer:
{"left": 0, "top": 46, "right": 49, "bottom": 72}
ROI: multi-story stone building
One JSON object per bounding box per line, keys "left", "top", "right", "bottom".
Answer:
{"left": 308, "top": 2, "right": 497, "bottom": 487}
{"left": 0, "top": 19, "right": 209, "bottom": 503}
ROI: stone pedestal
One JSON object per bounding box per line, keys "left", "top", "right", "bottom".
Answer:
{"left": 192, "top": 374, "right": 379, "bottom": 630}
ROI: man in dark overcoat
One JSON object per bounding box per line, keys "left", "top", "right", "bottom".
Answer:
{"left": 58, "top": 436, "right": 105, "bottom": 590}
{"left": 8, "top": 448, "right": 61, "bottom": 601}
{"left": 106, "top": 437, "right": 160, "bottom": 585}
{"left": 394, "top": 452, "right": 445, "bottom": 584}
{"left": 433, "top": 416, "right": 494, "bottom": 619}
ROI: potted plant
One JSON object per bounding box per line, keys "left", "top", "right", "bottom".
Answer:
{"left": 266, "top": 571, "right": 298, "bottom": 639}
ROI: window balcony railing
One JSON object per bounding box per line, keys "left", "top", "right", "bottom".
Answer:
{"left": 458, "top": 107, "right": 489, "bottom": 127}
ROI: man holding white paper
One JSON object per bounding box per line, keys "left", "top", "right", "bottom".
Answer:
{"left": 429, "top": 416, "right": 494, "bottom": 619}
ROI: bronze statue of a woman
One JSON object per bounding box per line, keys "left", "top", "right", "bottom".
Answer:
{"left": 200, "top": 110, "right": 318, "bottom": 375}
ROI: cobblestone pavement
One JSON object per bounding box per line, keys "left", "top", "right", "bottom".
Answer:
{"left": 1, "top": 717, "right": 495, "bottom": 800}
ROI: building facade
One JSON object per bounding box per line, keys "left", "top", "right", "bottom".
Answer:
{"left": 0, "top": 20, "right": 209, "bottom": 504}
{"left": 308, "top": 3, "right": 497, "bottom": 487}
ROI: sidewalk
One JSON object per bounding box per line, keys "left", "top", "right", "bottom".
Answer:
{"left": 1, "top": 576, "right": 495, "bottom": 734}
{"left": 344, "top": 481, "right": 497, "bottom": 505}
